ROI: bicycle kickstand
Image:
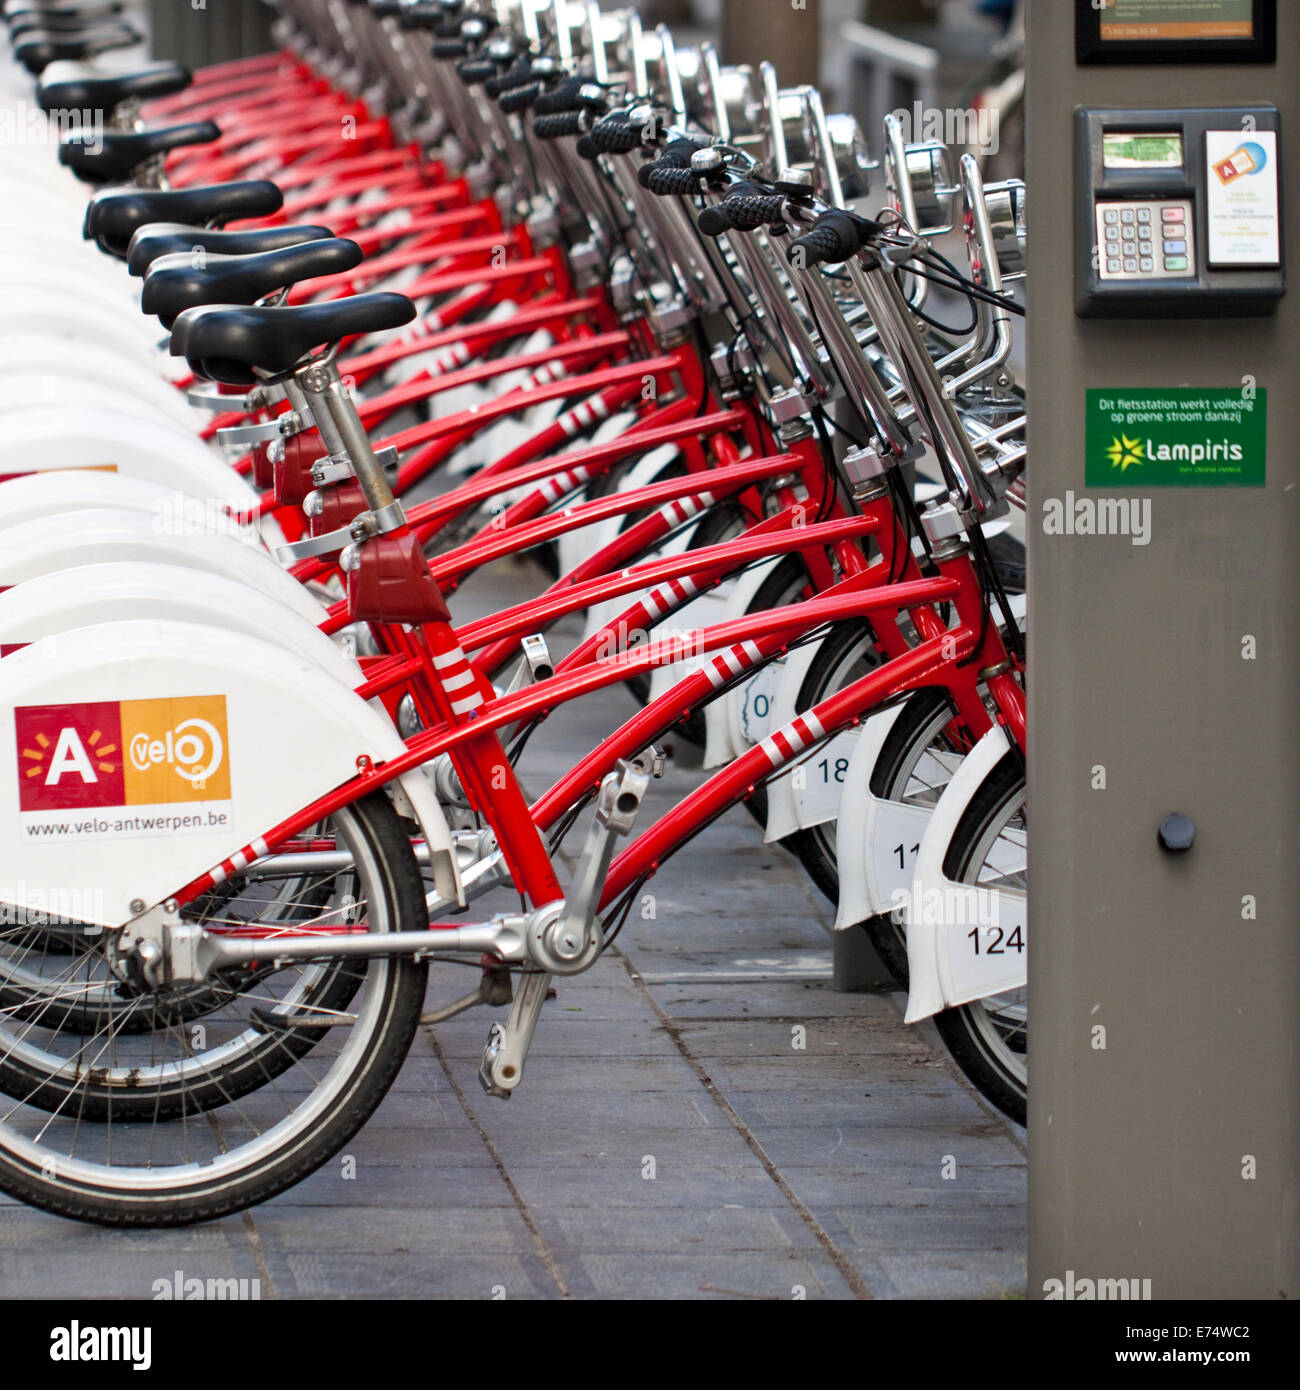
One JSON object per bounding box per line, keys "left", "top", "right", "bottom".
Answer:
{"left": 478, "top": 759, "right": 651, "bottom": 1098}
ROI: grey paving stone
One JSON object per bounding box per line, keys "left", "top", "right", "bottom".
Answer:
{"left": 2, "top": 1245, "right": 267, "bottom": 1301}
{"left": 261, "top": 1164, "right": 516, "bottom": 1210}
{"left": 502, "top": 1163, "right": 793, "bottom": 1210}
{"left": 553, "top": 1248, "right": 857, "bottom": 1300}
{"left": 268, "top": 1251, "right": 561, "bottom": 1299}
{"left": 530, "top": 1203, "right": 821, "bottom": 1253}
{"left": 247, "top": 1206, "right": 533, "bottom": 1254}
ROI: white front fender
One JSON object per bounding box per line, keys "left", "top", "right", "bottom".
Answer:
{"left": 904, "top": 726, "right": 1026, "bottom": 1023}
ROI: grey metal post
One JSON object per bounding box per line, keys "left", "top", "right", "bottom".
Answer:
{"left": 722, "top": 0, "right": 822, "bottom": 88}
{"left": 148, "top": 0, "right": 274, "bottom": 68}
{"left": 1026, "top": 5, "right": 1300, "bottom": 1299}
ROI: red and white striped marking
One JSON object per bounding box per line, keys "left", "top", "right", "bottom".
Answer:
{"left": 758, "top": 712, "right": 827, "bottom": 769}
{"left": 431, "top": 639, "right": 490, "bottom": 717}
{"left": 537, "top": 462, "right": 593, "bottom": 505}
{"left": 210, "top": 835, "right": 272, "bottom": 886}
{"left": 641, "top": 574, "right": 699, "bottom": 621}
{"left": 557, "top": 394, "right": 612, "bottom": 439}
{"left": 659, "top": 490, "right": 715, "bottom": 528}
{"left": 705, "top": 640, "right": 764, "bottom": 690}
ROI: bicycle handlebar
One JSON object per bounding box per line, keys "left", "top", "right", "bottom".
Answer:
{"left": 699, "top": 192, "right": 786, "bottom": 237}
{"left": 498, "top": 81, "right": 541, "bottom": 113}
{"left": 588, "top": 116, "right": 646, "bottom": 155}
{"left": 789, "top": 211, "right": 885, "bottom": 266}
{"left": 643, "top": 165, "right": 701, "bottom": 197}
{"left": 532, "top": 111, "right": 586, "bottom": 140}
{"left": 485, "top": 59, "right": 535, "bottom": 98}
{"left": 457, "top": 59, "right": 498, "bottom": 85}
{"left": 534, "top": 75, "right": 603, "bottom": 115}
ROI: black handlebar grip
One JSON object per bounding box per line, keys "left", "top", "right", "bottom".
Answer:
{"left": 532, "top": 111, "right": 585, "bottom": 140}
{"left": 652, "top": 136, "right": 709, "bottom": 172}
{"left": 534, "top": 75, "right": 599, "bottom": 115}
{"left": 432, "top": 38, "right": 470, "bottom": 58}
{"left": 457, "top": 58, "right": 498, "bottom": 84}
{"left": 789, "top": 222, "right": 849, "bottom": 266}
{"left": 720, "top": 194, "right": 787, "bottom": 231}
{"left": 589, "top": 118, "right": 645, "bottom": 155}
{"left": 697, "top": 204, "right": 732, "bottom": 238}
{"left": 789, "top": 211, "right": 886, "bottom": 265}
{"left": 645, "top": 165, "right": 702, "bottom": 197}
{"left": 575, "top": 134, "right": 600, "bottom": 161}
{"left": 485, "top": 59, "right": 533, "bottom": 97}
{"left": 498, "top": 81, "right": 541, "bottom": 113}
{"left": 398, "top": 3, "right": 446, "bottom": 30}
{"left": 433, "top": 19, "right": 464, "bottom": 38}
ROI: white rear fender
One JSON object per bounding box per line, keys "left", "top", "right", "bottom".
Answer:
{"left": 0, "top": 470, "right": 180, "bottom": 529}
{"left": 0, "top": 620, "right": 461, "bottom": 928}
{"left": 0, "top": 336, "right": 199, "bottom": 428}
{"left": 903, "top": 726, "right": 1025, "bottom": 1024}
{"left": 831, "top": 704, "right": 906, "bottom": 930}
{"left": 0, "top": 509, "right": 326, "bottom": 628}
{"left": 0, "top": 291, "right": 178, "bottom": 373}
{"left": 700, "top": 556, "right": 781, "bottom": 768}
{"left": 860, "top": 734, "right": 973, "bottom": 926}
{"left": 0, "top": 564, "right": 361, "bottom": 688}
{"left": 758, "top": 642, "right": 830, "bottom": 842}
{"left": 0, "top": 408, "right": 278, "bottom": 543}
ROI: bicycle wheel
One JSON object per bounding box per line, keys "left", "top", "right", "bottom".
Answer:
{"left": 0, "top": 857, "right": 338, "bottom": 1042}
{"left": 0, "top": 793, "right": 429, "bottom": 1227}
{"left": 0, "top": 855, "right": 372, "bottom": 1119}
{"left": 932, "top": 752, "right": 1027, "bottom": 1125}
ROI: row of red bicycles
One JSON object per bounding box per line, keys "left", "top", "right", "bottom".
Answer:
{"left": 0, "top": 0, "right": 1028, "bottom": 1226}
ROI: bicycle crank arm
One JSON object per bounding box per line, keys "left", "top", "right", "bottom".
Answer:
{"left": 479, "top": 969, "right": 550, "bottom": 1097}
{"left": 475, "top": 761, "right": 650, "bottom": 1099}
{"left": 540, "top": 759, "right": 649, "bottom": 973}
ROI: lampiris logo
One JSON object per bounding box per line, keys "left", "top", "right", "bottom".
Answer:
{"left": 1086, "top": 389, "right": 1266, "bottom": 488}
{"left": 15, "top": 696, "right": 230, "bottom": 812}
{"left": 1105, "top": 434, "right": 1246, "bottom": 474}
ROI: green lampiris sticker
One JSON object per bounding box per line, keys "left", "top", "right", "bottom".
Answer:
{"left": 1085, "top": 388, "right": 1266, "bottom": 487}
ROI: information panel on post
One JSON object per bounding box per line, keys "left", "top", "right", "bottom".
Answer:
{"left": 1075, "top": 106, "right": 1285, "bottom": 317}
{"left": 1076, "top": 0, "right": 1276, "bottom": 65}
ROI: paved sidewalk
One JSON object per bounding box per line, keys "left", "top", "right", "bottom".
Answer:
{"left": 0, "top": 559, "right": 1026, "bottom": 1300}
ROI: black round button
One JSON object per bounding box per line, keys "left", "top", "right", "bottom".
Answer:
{"left": 1158, "top": 813, "right": 1196, "bottom": 853}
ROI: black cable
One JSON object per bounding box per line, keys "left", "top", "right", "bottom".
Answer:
{"left": 914, "top": 252, "right": 1026, "bottom": 317}
{"left": 809, "top": 406, "right": 840, "bottom": 525}
{"left": 910, "top": 289, "right": 980, "bottom": 336}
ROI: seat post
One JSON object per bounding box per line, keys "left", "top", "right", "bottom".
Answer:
{"left": 292, "top": 355, "right": 397, "bottom": 513}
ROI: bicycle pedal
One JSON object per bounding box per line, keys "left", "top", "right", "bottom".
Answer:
{"left": 250, "top": 1007, "right": 350, "bottom": 1034}
{"left": 477, "top": 969, "right": 551, "bottom": 1098}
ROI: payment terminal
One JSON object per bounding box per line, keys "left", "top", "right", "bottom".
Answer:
{"left": 1075, "top": 106, "right": 1285, "bottom": 317}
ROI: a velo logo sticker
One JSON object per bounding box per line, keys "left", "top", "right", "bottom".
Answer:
{"left": 15, "top": 697, "right": 231, "bottom": 839}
